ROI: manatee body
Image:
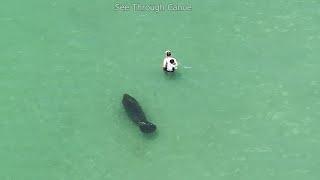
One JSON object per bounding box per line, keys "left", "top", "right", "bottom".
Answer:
{"left": 122, "top": 94, "right": 156, "bottom": 133}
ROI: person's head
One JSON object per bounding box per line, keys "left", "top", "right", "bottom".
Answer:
{"left": 165, "top": 50, "right": 171, "bottom": 57}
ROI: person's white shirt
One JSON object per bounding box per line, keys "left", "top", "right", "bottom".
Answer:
{"left": 163, "top": 57, "right": 178, "bottom": 71}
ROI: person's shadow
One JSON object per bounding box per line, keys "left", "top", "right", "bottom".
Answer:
{"left": 163, "top": 71, "right": 182, "bottom": 80}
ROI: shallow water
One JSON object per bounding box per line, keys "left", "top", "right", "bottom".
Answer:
{"left": 1, "top": 0, "right": 320, "bottom": 179}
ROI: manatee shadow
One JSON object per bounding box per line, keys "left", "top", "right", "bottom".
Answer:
{"left": 142, "top": 130, "right": 159, "bottom": 140}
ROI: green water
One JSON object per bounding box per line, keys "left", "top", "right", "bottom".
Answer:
{"left": 1, "top": 0, "right": 320, "bottom": 179}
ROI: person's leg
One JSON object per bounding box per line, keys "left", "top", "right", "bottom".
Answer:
{"left": 164, "top": 66, "right": 173, "bottom": 73}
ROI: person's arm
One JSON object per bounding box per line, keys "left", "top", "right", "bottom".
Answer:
{"left": 162, "top": 58, "right": 167, "bottom": 69}
{"left": 175, "top": 59, "right": 178, "bottom": 69}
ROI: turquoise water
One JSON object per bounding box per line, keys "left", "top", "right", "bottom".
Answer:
{"left": 1, "top": 0, "right": 320, "bottom": 179}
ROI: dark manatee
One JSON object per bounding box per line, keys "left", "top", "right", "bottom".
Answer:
{"left": 122, "top": 94, "right": 156, "bottom": 133}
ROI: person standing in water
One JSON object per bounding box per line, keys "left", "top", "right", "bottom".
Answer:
{"left": 162, "top": 50, "right": 178, "bottom": 72}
